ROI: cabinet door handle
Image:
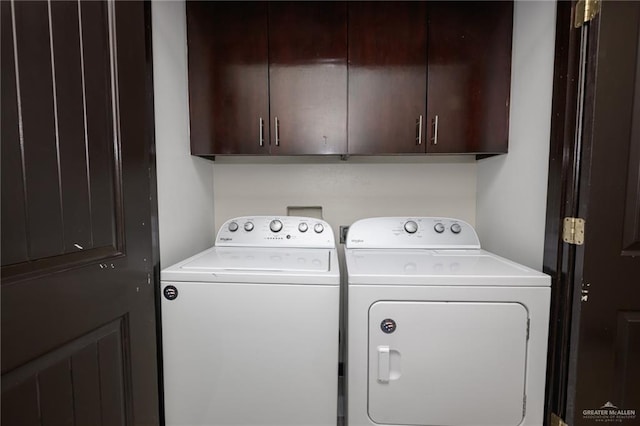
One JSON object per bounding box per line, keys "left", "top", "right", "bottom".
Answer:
{"left": 416, "top": 115, "right": 423, "bottom": 145}
{"left": 274, "top": 117, "right": 280, "bottom": 147}
{"left": 259, "top": 117, "right": 264, "bottom": 147}
{"left": 431, "top": 115, "right": 439, "bottom": 145}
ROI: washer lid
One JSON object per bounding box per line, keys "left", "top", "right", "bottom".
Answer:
{"left": 346, "top": 249, "right": 549, "bottom": 286}
{"left": 161, "top": 246, "right": 339, "bottom": 285}
{"left": 181, "top": 247, "right": 330, "bottom": 272}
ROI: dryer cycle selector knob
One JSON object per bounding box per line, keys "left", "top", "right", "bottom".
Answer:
{"left": 244, "top": 222, "right": 254, "bottom": 232}
{"left": 314, "top": 223, "right": 324, "bottom": 233}
{"left": 270, "top": 220, "right": 283, "bottom": 233}
{"left": 404, "top": 220, "right": 418, "bottom": 234}
{"left": 228, "top": 221, "right": 239, "bottom": 232}
{"left": 434, "top": 222, "right": 445, "bottom": 233}
{"left": 298, "top": 222, "right": 308, "bottom": 233}
{"left": 451, "top": 223, "right": 462, "bottom": 234}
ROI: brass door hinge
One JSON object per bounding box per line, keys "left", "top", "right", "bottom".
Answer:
{"left": 563, "top": 217, "right": 585, "bottom": 245}
{"left": 551, "top": 412, "right": 569, "bottom": 426}
{"left": 574, "top": 0, "right": 601, "bottom": 28}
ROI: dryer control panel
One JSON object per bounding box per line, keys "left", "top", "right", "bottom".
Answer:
{"left": 216, "top": 216, "right": 335, "bottom": 248}
{"left": 346, "top": 217, "right": 480, "bottom": 249}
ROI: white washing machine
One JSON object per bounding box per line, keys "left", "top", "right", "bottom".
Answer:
{"left": 161, "top": 216, "right": 340, "bottom": 426}
{"left": 345, "top": 217, "right": 551, "bottom": 426}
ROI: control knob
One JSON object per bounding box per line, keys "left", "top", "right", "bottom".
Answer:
{"left": 314, "top": 223, "right": 324, "bottom": 233}
{"left": 270, "top": 220, "right": 283, "bottom": 233}
{"left": 228, "top": 221, "right": 239, "bottom": 232}
{"left": 404, "top": 220, "right": 418, "bottom": 234}
{"left": 244, "top": 222, "right": 254, "bottom": 232}
{"left": 434, "top": 223, "right": 445, "bottom": 233}
{"left": 298, "top": 222, "right": 308, "bottom": 233}
{"left": 451, "top": 223, "right": 462, "bottom": 234}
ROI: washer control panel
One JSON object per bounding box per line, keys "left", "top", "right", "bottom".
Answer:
{"left": 346, "top": 217, "right": 480, "bottom": 249}
{"left": 216, "top": 216, "right": 335, "bottom": 248}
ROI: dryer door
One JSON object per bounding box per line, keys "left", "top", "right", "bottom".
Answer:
{"left": 368, "top": 301, "right": 528, "bottom": 426}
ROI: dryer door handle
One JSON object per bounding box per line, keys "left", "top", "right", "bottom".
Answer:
{"left": 377, "top": 346, "right": 390, "bottom": 383}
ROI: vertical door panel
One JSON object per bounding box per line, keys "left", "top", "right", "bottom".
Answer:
{"left": 187, "top": 2, "right": 269, "bottom": 155}
{"left": 2, "top": 0, "right": 122, "bottom": 275}
{"left": 51, "top": 0, "right": 93, "bottom": 253}
{"left": 269, "top": 2, "right": 347, "bottom": 155}
{"left": 13, "top": 0, "right": 64, "bottom": 259}
{"left": 348, "top": 2, "right": 427, "bottom": 154}
{"left": 427, "top": 1, "right": 513, "bottom": 154}
{"left": 39, "top": 359, "right": 74, "bottom": 426}
{"left": 71, "top": 343, "right": 102, "bottom": 426}
{"left": 368, "top": 301, "right": 528, "bottom": 426}
{"left": 613, "top": 312, "right": 640, "bottom": 406}
{"left": 80, "top": 1, "right": 117, "bottom": 249}
{"left": 0, "top": 0, "right": 28, "bottom": 265}
{"left": 1, "top": 319, "right": 129, "bottom": 426}
{"left": 98, "top": 331, "right": 126, "bottom": 426}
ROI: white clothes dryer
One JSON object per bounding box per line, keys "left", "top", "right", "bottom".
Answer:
{"left": 161, "top": 216, "right": 340, "bottom": 426}
{"left": 345, "top": 217, "right": 551, "bottom": 426}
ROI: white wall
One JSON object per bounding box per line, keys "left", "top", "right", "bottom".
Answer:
{"left": 476, "top": 0, "right": 557, "bottom": 270}
{"left": 213, "top": 156, "right": 477, "bottom": 241}
{"left": 152, "top": 1, "right": 215, "bottom": 267}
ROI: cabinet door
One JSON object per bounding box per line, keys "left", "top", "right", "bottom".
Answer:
{"left": 426, "top": 1, "right": 513, "bottom": 154}
{"left": 268, "top": 2, "right": 347, "bottom": 155}
{"left": 187, "top": 2, "right": 269, "bottom": 155}
{"left": 348, "top": 2, "right": 427, "bottom": 154}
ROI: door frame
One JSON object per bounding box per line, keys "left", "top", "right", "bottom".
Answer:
{"left": 543, "top": 1, "right": 601, "bottom": 424}
{"left": 143, "top": 0, "right": 164, "bottom": 422}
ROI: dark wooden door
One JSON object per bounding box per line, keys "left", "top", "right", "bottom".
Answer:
{"left": 1, "top": 1, "right": 160, "bottom": 424}
{"left": 426, "top": 1, "right": 512, "bottom": 154}
{"left": 567, "top": 2, "right": 640, "bottom": 423}
{"left": 187, "top": 2, "right": 269, "bottom": 156}
{"left": 268, "top": 1, "right": 347, "bottom": 155}
{"left": 347, "top": 2, "right": 427, "bottom": 155}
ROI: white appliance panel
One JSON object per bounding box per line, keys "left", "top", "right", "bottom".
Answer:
{"left": 162, "top": 281, "right": 340, "bottom": 426}
{"left": 349, "top": 250, "right": 534, "bottom": 278}
{"left": 161, "top": 246, "right": 339, "bottom": 285}
{"left": 346, "top": 217, "right": 480, "bottom": 249}
{"left": 367, "top": 301, "right": 528, "bottom": 426}
{"left": 217, "top": 216, "right": 335, "bottom": 248}
{"left": 181, "top": 247, "right": 330, "bottom": 272}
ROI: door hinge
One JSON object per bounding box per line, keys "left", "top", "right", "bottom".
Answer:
{"left": 551, "top": 412, "right": 569, "bottom": 426}
{"left": 574, "top": 0, "right": 601, "bottom": 28}
{"left": 563, "top": 217, "right": 585, "bottom": 245}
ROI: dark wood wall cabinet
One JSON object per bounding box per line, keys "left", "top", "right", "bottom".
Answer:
{"left": 186, "top": 1, "right": 513, "bottom": 157}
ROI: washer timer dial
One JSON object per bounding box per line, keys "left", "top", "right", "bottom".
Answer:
{"left": 270, "top": 220, "right": 283, "bottom": 233}
{"left": 404, "top": 220, "right": 418, "bottom": 234}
